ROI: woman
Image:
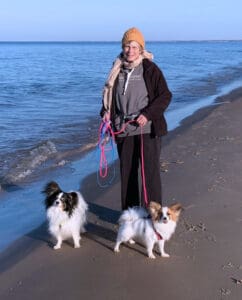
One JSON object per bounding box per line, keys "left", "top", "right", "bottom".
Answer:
{"left": 100, "top": 27, "right": 172, "bottom": 210}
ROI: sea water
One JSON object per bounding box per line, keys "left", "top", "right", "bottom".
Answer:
{"left": 0, "top": 41, "right": 242, "bottom": 251}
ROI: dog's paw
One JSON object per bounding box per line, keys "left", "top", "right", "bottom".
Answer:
{"left": 53, "top": 245, "right": 61, "bottom": 250}
{"left": 161, "top": 252, "right": 170, "bottom": 258}
{"left": 128, "top": 239, "right": 135, "bottom": 244}
{"left": 74, "top": 244, "right": 80, "bottom": 249}
{"left": 148, "top": 253, "right": 156, "bottom": 259}
{"left": 114, "top": 247, "right": 120, "bottom": 253}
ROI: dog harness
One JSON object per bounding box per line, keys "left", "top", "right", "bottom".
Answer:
{"left": 152, "top": 223, "right": 163, "bottom": 240}
{"left": 146, "top": 215, "right": 163, "bottom": 240}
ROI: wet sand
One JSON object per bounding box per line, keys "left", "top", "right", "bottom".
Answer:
{"left": 1, "top": 88, "right": 242, "bottom": 300}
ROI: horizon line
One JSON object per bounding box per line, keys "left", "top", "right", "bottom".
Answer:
{"left": 0, "top": 39, "right": 242, "bottom": 43}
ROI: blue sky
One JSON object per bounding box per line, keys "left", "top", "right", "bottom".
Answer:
{"left": 0, "top": 0, "right": 241, "bottom": 41}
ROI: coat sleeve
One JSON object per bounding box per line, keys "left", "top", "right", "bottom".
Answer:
{"left": 141, "top": 62, "right": 172, "bottom": 121}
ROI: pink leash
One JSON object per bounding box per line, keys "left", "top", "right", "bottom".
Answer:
{"left": 98, "top": 120, "right": 149, "bottom": 207}
{"left": 139, "top": 126, "right": 149, "bottom": 207}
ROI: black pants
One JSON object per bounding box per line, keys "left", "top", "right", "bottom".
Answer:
{"left": 116, "top": 134, "right": 162, "bottom": 210}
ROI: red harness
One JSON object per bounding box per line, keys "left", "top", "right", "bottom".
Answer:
{"left": 146, "top": 216, "right": 163, "bottom": 240}
{"left": 152, "top": 222, "right": 163, "bottom": 240}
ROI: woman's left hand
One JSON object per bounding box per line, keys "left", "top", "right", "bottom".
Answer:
{"left": 136, "top": 114, "right": 148, "bottom": 127}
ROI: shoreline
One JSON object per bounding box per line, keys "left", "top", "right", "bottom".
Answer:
{"left": 1, "top": 86, "right": 242, "bottom": 299}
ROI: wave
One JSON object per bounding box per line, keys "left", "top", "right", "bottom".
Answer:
{"left": 172, "top": 62, "right": 242, "bottom": 105}
{"left": 1, "top": 141, "right": 57, "bottom": 184}
{"left": 0, "top": 137, "right": 99, "bottom": 190}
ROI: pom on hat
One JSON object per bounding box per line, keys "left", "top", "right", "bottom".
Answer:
{"left": 122, "top": 27, "right": 145, "bottom": 49}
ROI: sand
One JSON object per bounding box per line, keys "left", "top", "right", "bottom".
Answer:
{"left": 1, "top": 88, "right": 242, "bottom": 300}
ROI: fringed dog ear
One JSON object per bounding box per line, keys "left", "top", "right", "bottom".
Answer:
{"left": 148, "top": 201, "right": 162, "bottom": 221}
{"left": 43, "top": 181, "right": 61, "bottom": 196}
{"left": 69, "top": 192, "right": 78, "bottom": 206}
{"left": 169, "top": 203, "right": 183, "bottom": 217}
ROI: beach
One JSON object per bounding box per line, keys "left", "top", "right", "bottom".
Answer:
{"left": 1, "top": 87, "right": 242, "bottom": 300}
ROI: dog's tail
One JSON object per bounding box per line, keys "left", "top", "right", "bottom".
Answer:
{"left": 118, "top": 207, "right": 148, "bottom": 224}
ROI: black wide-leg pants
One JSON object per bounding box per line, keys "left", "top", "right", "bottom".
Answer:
{"left": 116, "top": 134, "right": 162, "bottom": 210}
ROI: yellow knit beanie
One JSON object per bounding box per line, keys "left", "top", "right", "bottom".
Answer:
{"left": 122, "top": 27, "right": 145, "bottom": 49}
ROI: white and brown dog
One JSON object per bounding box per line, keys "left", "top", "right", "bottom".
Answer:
{"left": 114, "top": 201, "right": 182, "bottom": 258}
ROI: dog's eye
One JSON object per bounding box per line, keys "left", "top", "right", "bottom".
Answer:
{"left": 167, "top": 212, "right": 170, "bottom": 216}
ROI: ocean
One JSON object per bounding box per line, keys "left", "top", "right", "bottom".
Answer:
{"left": 0, "top": 41, "right": 242, "bottom": 251}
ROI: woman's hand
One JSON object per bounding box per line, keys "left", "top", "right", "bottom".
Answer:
{"left": 103, "top": 111, "right": 110, "bottom": 122}
{"left": 136, "top": 114, "right": 148, "bottom": 126}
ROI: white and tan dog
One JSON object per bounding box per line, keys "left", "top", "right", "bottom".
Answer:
{"left": 114, "top": 201, "right": 182, "bottom": 258}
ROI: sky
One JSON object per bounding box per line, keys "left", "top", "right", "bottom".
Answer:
{"left": 0, "top": 0, "right": 241, "bottom": 41}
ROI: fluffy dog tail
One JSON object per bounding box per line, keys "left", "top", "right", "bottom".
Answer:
{"left": 118, "top": 207, "right": 148, "bottom": 224}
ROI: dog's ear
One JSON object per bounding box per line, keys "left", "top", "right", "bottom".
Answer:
{"left": 68, "top": 192, "right": 78, "bottom": 206}
{"left": 43, "top": 181, "right": 61, "bottom": 196}
{"left": 169, "top": 203, "right": 183, "bottom": 217}
{"left": 148, "top": 201, "right": 162, "bottom": 221}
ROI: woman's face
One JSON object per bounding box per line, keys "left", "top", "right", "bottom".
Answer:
{"left": 123, "top": 41, "right": 142, "bottom": 62}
